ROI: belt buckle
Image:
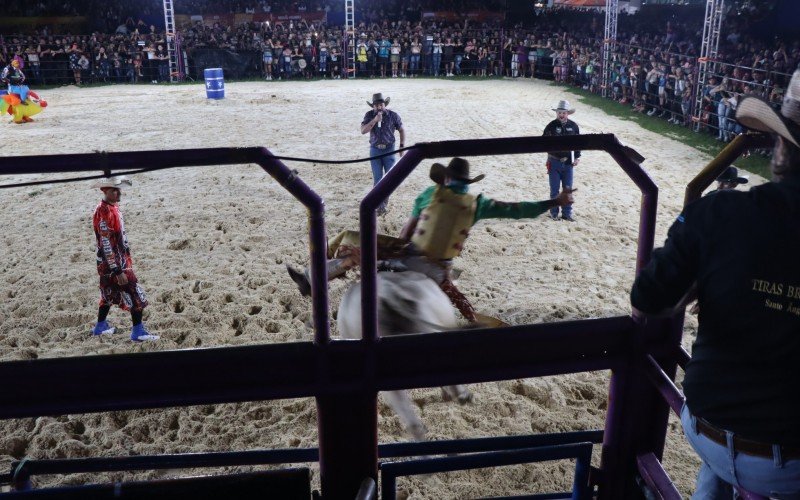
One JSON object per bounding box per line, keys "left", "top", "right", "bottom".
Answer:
{"left": 376, "top": 144, "right": 387, "bottom": 150}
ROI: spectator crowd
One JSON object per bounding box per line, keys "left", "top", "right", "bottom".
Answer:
{"left": 1, "top": 0, "right": 796, "bottom": 142}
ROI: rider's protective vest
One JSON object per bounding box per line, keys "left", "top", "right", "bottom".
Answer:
{"left": 411, "top": 187, "right": 477, "bottom": 260}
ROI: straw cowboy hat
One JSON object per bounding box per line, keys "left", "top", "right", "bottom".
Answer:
{"left": 367, "top": 93, "right": 390, "bottom": 107}
{"left": 430, "top": 157, "right": 485, "bottom": 185}
{"left": 736, "top": 67, "right": 800, "bottom": 148}
{"left": 92, "top": 176, "right": 133, "bottom": 190}
{"left": 552, "top": 100, "right": 575, "bottom": 114}
{"left": 717, "top": 166, "right": 749, "bottom": 185}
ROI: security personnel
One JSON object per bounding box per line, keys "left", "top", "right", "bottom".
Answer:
{"left": 543, "top": 100, "right": 581, "bottom": 221}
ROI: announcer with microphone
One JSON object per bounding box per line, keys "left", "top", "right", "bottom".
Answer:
{"left": 361, "top": 92, "right": 406, "bottom": 215}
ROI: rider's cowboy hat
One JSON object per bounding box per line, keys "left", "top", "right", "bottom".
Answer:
{"left": 430, "top": 157, "right": 485, "bottom": 185}
{"left": 366, "top": 93, "right": 390, "bottom": 106}
{"left": 736, "top": 67, "right": 800, "bottom": 148}
{"left": 552, "top": 100, "right": 575, "bottom": 114}
{"left": 92, "top": 176, "right": 133, "bottom": 190}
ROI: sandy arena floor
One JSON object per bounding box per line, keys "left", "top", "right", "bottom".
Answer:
{"left": 0, "top": 79, "right": 763, "bottom": 497}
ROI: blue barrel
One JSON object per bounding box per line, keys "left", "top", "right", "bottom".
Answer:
{"left": 204, "top": 68, "right": 225, "bottom": 100}
{"left": 0, "top": 90, "right": 7, "bottom": 96}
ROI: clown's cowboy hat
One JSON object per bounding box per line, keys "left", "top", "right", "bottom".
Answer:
{"left": 736, "top": 67, "right": 800, "bottom": 148}
{"left": 552, "top": 100, "right": 575, "bottom": 114}
{"left": 92, "top": 176, "right": 133, "bottom": 190}
{"left": 366, "top": 93, "right": 390, "bottom": 107}
{"left": 430, "top": 157, "right": 485, "bottom": 185}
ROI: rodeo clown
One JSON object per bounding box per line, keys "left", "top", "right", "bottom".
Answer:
{"left": 92, "top": 177, "right": 159, "bottom": 342}
{"left": 1, "top": 57, "right": 48, "bottom": 124}
{"left": 287, "top": 157, "right": 575, "bottom": 323}
{"left": 1, "top": 58, "right": 29, "bottom": 104}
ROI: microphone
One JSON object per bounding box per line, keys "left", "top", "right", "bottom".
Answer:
{"left": 377, "top": 111, "right": 382, "bottom": 128}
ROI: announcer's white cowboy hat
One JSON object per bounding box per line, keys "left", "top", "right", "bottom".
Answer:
{"left": 552, "top": 100, "right": 575, "bottom": 114}
{"left": 736, "top": 67, "right": 800, "bottom": 148}
{"left": 92, "top": 176, "right": 133, "bottom": 190}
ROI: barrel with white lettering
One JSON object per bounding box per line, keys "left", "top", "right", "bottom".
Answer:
{"left": 203, "top": 68, "right": 225, "bottom": 100}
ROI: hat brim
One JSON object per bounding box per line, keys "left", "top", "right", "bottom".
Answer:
{"left": 552, "top": 108, "right": 575, "bottom": 114}
{"left": 736, "top": 97, "right": 800, "bottom": 148}
{"left": 429, "top": 163, "right": 485, "bottom": 185}
{"left": 92, "top": 179, "right": 133, "bottom": 190}
{"left": 367, "top": 97, "right": 390, "bottom": 107}
{"left": 719, "top": 177, "right": 748, "bottom": 185}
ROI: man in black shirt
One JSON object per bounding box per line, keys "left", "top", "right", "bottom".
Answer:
{"left": 630, "top": 68, "right": 800, "bottom": 499}
{"left": 542, "top": 100, "right": 581, "bottom": 221}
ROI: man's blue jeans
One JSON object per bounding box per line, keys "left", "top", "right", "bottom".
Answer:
{"left": 681, "top": 403, "right": 800, "bottom": 499}
{"left": 432, "top": 53, "right": 442, "bottom": 76}
{"left": 547, "top": 157, "right": 573, "bottom": 218}
{"left": 370, "top": 145, "right": 397, "bottom": 211}
{"left": 410, "top": 54, "right": 420, "bottom": 74}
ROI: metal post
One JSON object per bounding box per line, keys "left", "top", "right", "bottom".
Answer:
{"left": 694, "top": 0, "right": 725, "bottom": 130}
{"left": 345, "top": 0, "right": 356, "bottom": 78}
{"left": 163, "top": 0, "right": 179, "bottom": 82}
{"left": 602, "top": 0, "right": 618, "bottom": 98}
{"left": 317, "top": 392, "right": 378, "bottom": 500}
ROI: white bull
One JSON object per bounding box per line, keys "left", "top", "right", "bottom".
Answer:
{"left": 337, "top": 271, "right": 473, "bottom": 441}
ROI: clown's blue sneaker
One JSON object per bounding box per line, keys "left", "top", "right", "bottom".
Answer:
{"left": 131, "top": 323, "right": 160, "bottom": 342}
{"left": 92, "top": 321, "right": 117, "bottom": 336}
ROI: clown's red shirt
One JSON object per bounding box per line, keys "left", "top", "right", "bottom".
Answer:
{"left": 93, "top": 200, "right": 132, "bottom": 275}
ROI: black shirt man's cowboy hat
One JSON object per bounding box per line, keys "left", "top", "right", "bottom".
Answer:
{"left": 552, "top": 100, "right": 575, "bottom": 114}
{"left": 717, "top": 166, "right": 749, "bottom": 185}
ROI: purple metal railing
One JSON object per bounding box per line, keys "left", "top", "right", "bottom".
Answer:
{"left": 357, "top": 134, "right": 661, "bottom": 500}
{"left": 0, "top": 147, "right": 331, "bottom": 344}
{"left": 0, "top": 134, "right": 675, "bottom": 499}
{"left": 637, "top": 453, "right": 682, "bottom": 500}
{"left": 359, "top": 134, "right": 655, "bottom": 343}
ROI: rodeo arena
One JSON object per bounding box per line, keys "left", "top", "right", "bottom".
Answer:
{"left": 1, "top": 0, "right": 800, "bottom": 498}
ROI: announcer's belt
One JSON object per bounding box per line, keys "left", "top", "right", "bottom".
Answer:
{"left": 548, "top": 154, "right": 569, "bottom": 163}
{"left": 373, "top": 143, "right": 393, "bottom": 150}
{"left": 696, "top": 417, "right": 800, "bottom": 460}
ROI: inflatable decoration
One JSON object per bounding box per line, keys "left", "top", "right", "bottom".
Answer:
{"left": 1, "top": 89, "right": 47, "bottom": 124}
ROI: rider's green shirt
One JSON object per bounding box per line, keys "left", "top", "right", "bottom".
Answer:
{"left": 411, "top": 185, "right": 551, "bottom": 223}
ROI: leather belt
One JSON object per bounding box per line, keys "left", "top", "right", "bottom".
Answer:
{"left": 374, "top": 143, "right": 392, "bottom": 150}
{"left": 696, "top": 417, "right": 800, "bottom": 460}
{"left": 548, "top": 154, "right": 569, "bottom": 163}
